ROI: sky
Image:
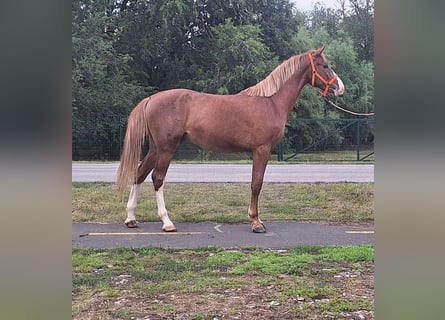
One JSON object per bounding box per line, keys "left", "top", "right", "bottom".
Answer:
{"left": 292, "top": 0, "right": 342, "bottom": 12}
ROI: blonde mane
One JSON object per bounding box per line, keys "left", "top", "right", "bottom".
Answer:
{"left": 241, "top": 51, "right": 311, "bottom": 97}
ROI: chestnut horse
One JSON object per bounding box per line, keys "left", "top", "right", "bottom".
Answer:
{"left": 116, "top": 46, "right": 344, "bottom": 233}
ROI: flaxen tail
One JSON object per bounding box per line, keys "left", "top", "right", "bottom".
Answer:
{"left": 116, "top": 97, "right": 151, "bottom": 195}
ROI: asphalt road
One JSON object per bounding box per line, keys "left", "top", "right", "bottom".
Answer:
{"left": 72, "top": 222, "right": 374, "bottom": 249}
{"left": 72, "top": 163, "right": 374, "bottom": 183}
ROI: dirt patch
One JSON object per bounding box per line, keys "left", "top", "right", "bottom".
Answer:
{"left": 73, "top": 261, "right": 373, "bottom": 319}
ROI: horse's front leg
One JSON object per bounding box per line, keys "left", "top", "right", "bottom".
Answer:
{"left": 248, "top": 146, "right": 270, "bottom": 233}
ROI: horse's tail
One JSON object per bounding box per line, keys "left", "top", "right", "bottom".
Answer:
{"left": 116, "top": 97, "right": 151, "bottom": 195}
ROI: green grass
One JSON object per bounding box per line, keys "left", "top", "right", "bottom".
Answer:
{"left": 72, "top": 246, "right": 374, "bottom": 319}
{"left": 72, "top": 182, "right": 374, "bottom": 224}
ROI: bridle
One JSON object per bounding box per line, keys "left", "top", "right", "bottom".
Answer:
{"left": 307, "top": 52, "right": 374, "bottom": 116}
{"left": 308, "top": 53, "right": 338, "bottom": 97}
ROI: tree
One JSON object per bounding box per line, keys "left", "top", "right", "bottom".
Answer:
{"left": 72, "top": 0, "right": 146, "bottom": 159}
{"left": 114, "top": 0, "right": 301, "bottom": 91}
{"left": 306, "top": 0, "right": 374, "bottom": 62}
{"left": 193, "top": 19, "right": 277, "bottom": 94}
{"left": 340, "top": 0, "right": 374, "bottom": 62}
{"left": 308, "top": 4, "right": 342, "bottom": 38}
{"left": 249, "top": 0, "right": 303, "bottom": 60}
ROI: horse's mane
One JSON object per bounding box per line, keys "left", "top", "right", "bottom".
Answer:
{"left": 241, "top": 50, "right": 312, "bottom": 97}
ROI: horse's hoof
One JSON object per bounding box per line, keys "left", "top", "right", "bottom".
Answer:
{"left": 162, "top": 225, "right": 177, "bottom": 232}
{"left": 252, "top": 224, "right": 266, "bottom": 233}
{"left": 125, "top": 220, "right": 138, "bottom": 228}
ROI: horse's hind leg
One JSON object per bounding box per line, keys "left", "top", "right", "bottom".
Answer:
{"left": 124, "top": 150, "right": 156, "bottom": 228}
{"left": 125, "top": 184, "right": 140, "bottom": 228}
{"left": 152, "top": 151, "right": 177, "bottom": 232}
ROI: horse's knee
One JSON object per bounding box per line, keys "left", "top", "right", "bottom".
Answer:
{"left": 251, "top": 180, "right": 263, "bottom": 194}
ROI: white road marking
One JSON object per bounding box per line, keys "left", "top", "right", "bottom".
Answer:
{"left": 214, "top": 225, "right": 224, "bottom": 233}
{"left": 345, "top": 231, "right": 374, "bottom": 234}
{"left": 80, "top": 231, "right": 202, "bottom": 237}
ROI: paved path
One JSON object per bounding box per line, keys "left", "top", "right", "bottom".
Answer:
{"left": 72, "top": 163, "right": 374, "bottom": 183}
{"left": 72, "top": 222, "right": 374, "bottom": 249}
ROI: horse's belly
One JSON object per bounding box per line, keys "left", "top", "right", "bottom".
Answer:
{"left": 186, "top": 125, "right": 283, "bottom": 153}
{"left": 186, "top": 131, "right": 252, "bottom": 152}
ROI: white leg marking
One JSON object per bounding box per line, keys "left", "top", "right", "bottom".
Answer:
{"left": 125, "top": 184, "right": 140, "bottom": 224}
{"left": 155, "top": 184, "right": 175, "bottom": 230}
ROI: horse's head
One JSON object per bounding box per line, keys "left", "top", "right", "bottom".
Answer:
{"left": 308, "top": 46, "right": 345, "bottom": 97}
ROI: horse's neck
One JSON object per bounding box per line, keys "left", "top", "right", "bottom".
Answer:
{"left": 271, "top": 66, "right": 310, "bottom": 120}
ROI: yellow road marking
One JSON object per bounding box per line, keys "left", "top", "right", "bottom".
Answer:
{"left": 345, "top": 231, "right": 374, "bottom": 234}
{"left": 82, "top": 231, "right": 202, "bottom": 237}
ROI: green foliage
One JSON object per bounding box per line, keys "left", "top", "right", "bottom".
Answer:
{"left": 194, "top": 19, "right": 277, "bottom": 93}
{"left": 72, "top": 2, "right": 147, "bottom": 159}
{"left": 341, "top": 0, "right": 374, "bottom": 61}
{"left": 72, "top": 0, "right": 374, "bottom": 160}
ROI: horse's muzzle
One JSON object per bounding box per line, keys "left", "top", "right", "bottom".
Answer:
{"left": 333, "top": 77, "right": 345, "bottom": 96}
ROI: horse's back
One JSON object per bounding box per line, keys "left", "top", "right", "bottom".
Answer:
{"left": 146, "top": 88, "right": 248, "bottom": 123}
{"left": 148, "top": 88, "right": 197, "bottom": 108}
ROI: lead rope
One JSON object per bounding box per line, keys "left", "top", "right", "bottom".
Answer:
{"left": 324, "top": 98, "right": 375, "bottom": 117}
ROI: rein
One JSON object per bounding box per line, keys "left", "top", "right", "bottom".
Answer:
{"left": 308, "top": 53, "right": 337, "bottom": 97}
{"left": 324, "top": 98, "right": 375, "bottom": 116}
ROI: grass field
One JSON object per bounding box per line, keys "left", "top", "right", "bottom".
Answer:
{"left": 72, "top": 182, "right": 374, "bottom": 224}
{"left": 73, "top": 245, "right": 374, "bottom": 319}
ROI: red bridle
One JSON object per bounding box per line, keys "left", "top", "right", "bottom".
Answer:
{"left": 307, "top": 53, "right": 338, "bottom": 97}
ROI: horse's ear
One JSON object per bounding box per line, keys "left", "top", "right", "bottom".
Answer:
{"left": 315, "top": 46, "right": 325, "bottom": 56}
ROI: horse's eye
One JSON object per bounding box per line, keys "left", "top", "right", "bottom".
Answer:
{"left": 323, "top": 65, "right": 329, "bottom": 69}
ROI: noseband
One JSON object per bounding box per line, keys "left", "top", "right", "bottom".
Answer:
{"left": 308, "top": 53, "right": 338, "bottom": 97}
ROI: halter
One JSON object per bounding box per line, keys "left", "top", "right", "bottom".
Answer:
{"left": 308, "top": 53, "right": 338, "bottom": 97}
